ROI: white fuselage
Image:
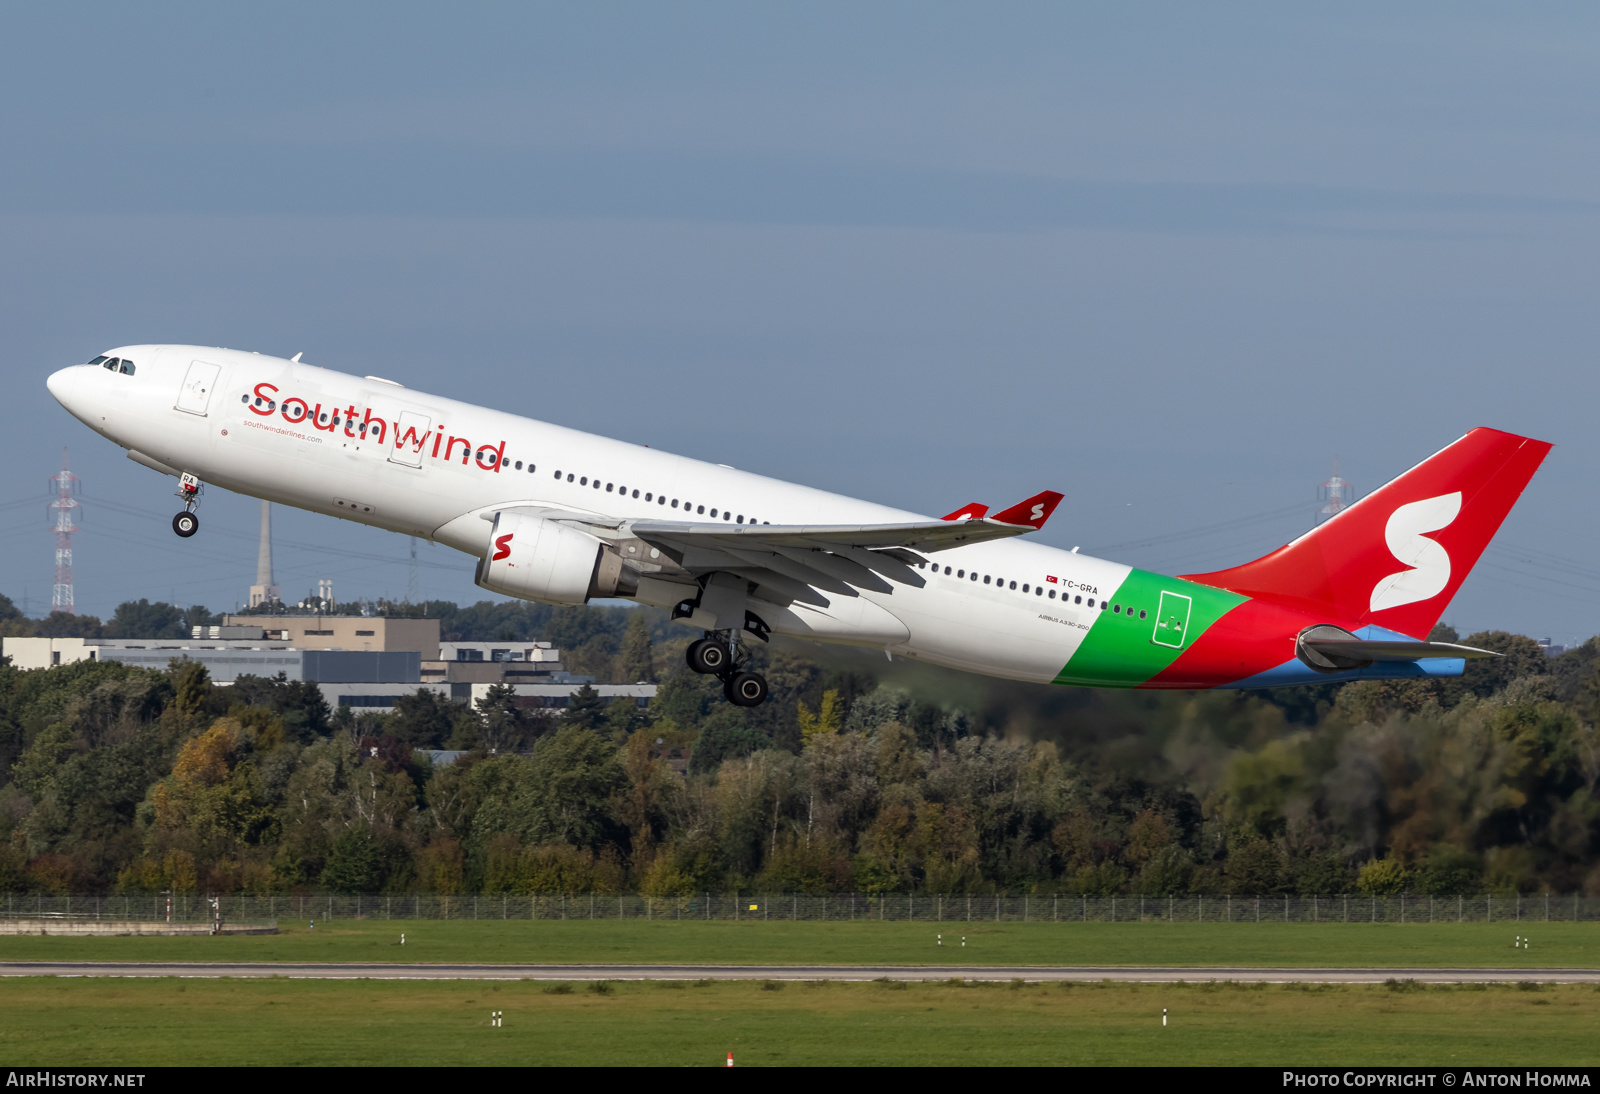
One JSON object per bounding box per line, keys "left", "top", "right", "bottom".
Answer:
{"left": 49, "top": 345, "right": 1132, "bottom": 684}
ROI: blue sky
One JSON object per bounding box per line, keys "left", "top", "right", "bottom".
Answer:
{"left": 2, "top": 3, "right": 1597, "bottom": 642}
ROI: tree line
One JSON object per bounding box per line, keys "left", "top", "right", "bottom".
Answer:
{"left": 1, "top": 593, "right": 1597, "bottom": 897}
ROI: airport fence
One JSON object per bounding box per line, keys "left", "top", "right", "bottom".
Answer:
{"left": 4, "top": 891, "right": 1600, "bottom": 925}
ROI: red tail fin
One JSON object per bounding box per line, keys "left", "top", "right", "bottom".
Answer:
{"left": 942, "top": 503, "right": 989, "bottom": 521}
{"left": 1180, "top": 428, "right": 1551, "bottom": 638}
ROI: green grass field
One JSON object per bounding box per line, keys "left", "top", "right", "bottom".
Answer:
{"left": 3, "top": 977, "right": 1598, "bottom": 1066}
{"left": 2, "top": 919, "right": 1596, "bottom": 967}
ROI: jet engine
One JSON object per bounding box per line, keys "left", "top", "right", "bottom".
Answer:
{"left": 474, "top": 511, "right": 635, "bottom": 605}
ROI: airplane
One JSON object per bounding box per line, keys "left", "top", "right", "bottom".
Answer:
{"left": 46, "top": 346, "right": 1550, "bottom": 706}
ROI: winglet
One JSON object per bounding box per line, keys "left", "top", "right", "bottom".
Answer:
{"left": 941, "top": 502, "right": 989, "bottom": 521}
{"left": 990, "top": 490, "right": 1064, "bottom": 530}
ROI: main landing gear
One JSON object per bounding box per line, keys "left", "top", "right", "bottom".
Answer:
{"left": 172, "top": 472, "right": 202, "bottom": 538}
{"left": 686, "top": 632, "right": 770, "bottom": 707}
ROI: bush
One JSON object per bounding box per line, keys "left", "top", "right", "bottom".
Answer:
{"left": 1356, "top": 857, "right": 1409, "bottom": 897}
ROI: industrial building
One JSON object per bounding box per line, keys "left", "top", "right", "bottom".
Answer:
{"left": 0, "top": 635, "right": 417, "bottom": 686}
{"left": 3, "top": 622, "right": 654, "bottom": 715}
{"left": 219, "top": 614, "right": 442, "bottom": 656}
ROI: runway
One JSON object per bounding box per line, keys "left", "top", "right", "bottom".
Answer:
{"left": 3, "top": 962, "right": 1597, "bottom": 983}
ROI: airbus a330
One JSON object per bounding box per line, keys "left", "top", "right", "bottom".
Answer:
{"left": 47, "top": 347, "right": 1549, "bottom": 706}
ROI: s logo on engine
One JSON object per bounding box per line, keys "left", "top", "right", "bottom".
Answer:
{"left": 492, "top": 533, "right": 514, "bottom": 561}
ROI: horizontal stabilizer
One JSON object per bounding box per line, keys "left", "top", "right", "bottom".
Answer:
{"left": 1297, "top": 624, "right": 1498, "bottom": 673}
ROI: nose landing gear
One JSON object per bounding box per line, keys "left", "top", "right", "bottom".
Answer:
{"left": 172, "top": 472, "right": 202, "bottom": 538}
{"left": 685, "top": 632, "right": 769, "bottom": 707}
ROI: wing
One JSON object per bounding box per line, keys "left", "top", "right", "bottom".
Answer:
{"left": 489, "top": 489, "right": 1064, "bottom": 609}
{"left": 623, "top": 490, "right": 1064, "bottom": 608}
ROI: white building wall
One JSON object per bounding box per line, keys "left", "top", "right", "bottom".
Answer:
{"left": 1, "top": 637, "right": 91, "bottom": 670}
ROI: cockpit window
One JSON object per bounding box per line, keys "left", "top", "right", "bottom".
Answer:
{"left": 103, "top": 357, "right": 119, "bottom": 371}
{"left": 118, "top": 360, "right": 135, "bottom": 375}
{"left": 88, "top": 355, "right": 109, "bottom": 366}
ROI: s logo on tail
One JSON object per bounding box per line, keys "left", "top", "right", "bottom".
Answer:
{"left": 1370, "top": 493, "right": 1461, "bottom": 612}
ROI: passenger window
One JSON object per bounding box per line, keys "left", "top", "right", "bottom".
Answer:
{"left": 241, "top": 394, "right": 250, "bottom": 404}
{"left": 1049, "top": 590, "right": 1056, "bottom": 599}
{"left": 514, "top": 461, "right": 522, "bottom": 470}
{"left": 957, "top": 570, "right": 964, "bottom": 578}
{"left": 1138, "top": 609, "right": 1148, "bottom": 619}
{"left": 970, "top": 572, "right": 978, "bottom": 581}
{"left": 1021, "top": 584, "right": 1028, "bottom": 593}
{"left": 580, "top": 477, "right": 587, "bottom": 486}
{"left": 709, "top": 508, "right": 717, "bottom": 518}
{"left": 1113, "top": 604, "right": 1121, "bottom": 613}
{"left": 1036, "top": 587, "right": 1043, "bottom": 596}
{"left": 723, "top": 512, "right": 731, "bottom": 521}
{"left": 1010, "top": 581, "right": 1017, "bottom": 590}
{"left": 697, "top": 505, "right": 705, "bottom": 514}
{"left": 594, "top": 479, "right": 601, "bottom": 489}
{"left": 736, "top": 515, "right": 744, "bottom": 523}
{"left": 528, "top": 464, "right": 536, "bottom": 473}
{"left": 672, "top": 499, "right": 679, "bottom": 508}
{"left": 606, "top": 483, "right": 614, "bottom": 492}
{"left": 1086, "top": 598, "right": 1094, "bottom": 607}
{"left": 659, "top": 496, "right": 666, "bottom": 505}
{"left": 633, "top": 490, "right": 641, "bottom": 499}
{"left": 554, "top": 470, "right": 562, "bottom": 479}
{"left": 983, "top": 575, "right": 991, "bottom": 584}
{"left": 119, "top": 361, "right": 135, "bottom": 375}
{"left": 944, "top": 566, "right": 952, "bottom": 575}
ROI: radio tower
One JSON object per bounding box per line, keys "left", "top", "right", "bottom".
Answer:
{"left": 48, "top": 448, "right": 82, "bottom": 613}
{"left": 1316, "top": 458, "right": 1355, "bottom": 524}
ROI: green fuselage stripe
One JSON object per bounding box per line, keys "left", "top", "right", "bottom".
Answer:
{"left": 1053, "top": 569, "right": 1246, "bottom": 687}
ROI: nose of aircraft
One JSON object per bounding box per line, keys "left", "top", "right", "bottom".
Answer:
{"left": 46, "top": 366, "right": 78, "bottom": 411}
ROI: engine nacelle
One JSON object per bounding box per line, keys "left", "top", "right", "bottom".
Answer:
{"left": 474, "top": 511, "right": 634, "bottom": 605}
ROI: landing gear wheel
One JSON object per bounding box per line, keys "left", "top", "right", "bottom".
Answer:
{"left": 687, "top": 638, "right": 730, "bottom": 675}
{"left": 172, "top": 511, "right": 199, "bottom": 538}
{"left": 724, "top": 671, "right": 769, "bottom": 708}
